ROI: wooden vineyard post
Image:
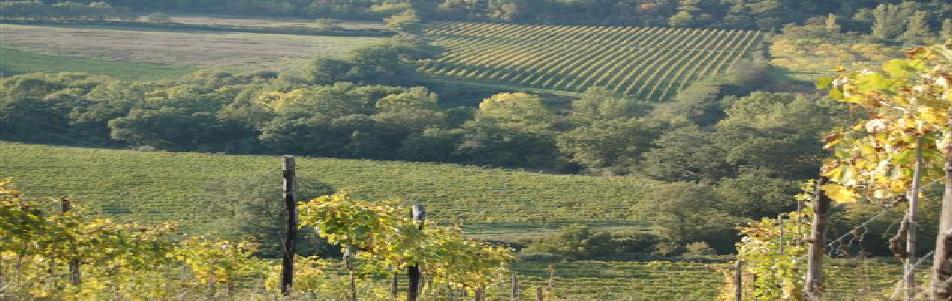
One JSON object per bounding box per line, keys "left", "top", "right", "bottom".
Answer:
{"left": 933, "top": 127, "right": 952, "bottom": 299}
{"left": 408, "top": 204, "right": 425, "bottom": 301}
{"left": 61, "top": 198, "right": 81, "bottom": 285}
{"left": 474, "top": 287, "right": 485, "bottom": 301}
{"left": 536, "top": 287, "right": 544, "bottom": 301}
{"left": 511, "top": 272, "right": 519, "bottom": 301}
{"left": 281, "top": 156, "right": 296, "bottom": 296}
{"left": 734, "top": 261, "right": 742, "bottom": 301}
{"left": 345, "top": 246, "right": 357, "bottom": 301}
{"left": 778, "top": 215, "right": 785, "bottom": 255}
{"left": 392, "top": 273, "right": 399, "bottom": 299}
{"left": 805, "top": 177, "right": 831, "bottom": 301}
{"left": 904, "top": 140, "right": 923, "bottom": 301}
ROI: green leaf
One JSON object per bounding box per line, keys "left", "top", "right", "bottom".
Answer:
{"left": 884, "top": 59, "right": 914, "bottom": 79}
{"left": 816, "top": 77, "right": 834, "bottom": 89}
{"left": 856, "top": 72, "right": 892, "bottom": 94}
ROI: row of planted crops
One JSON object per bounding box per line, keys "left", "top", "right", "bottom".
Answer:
{"left": 421, "top": 22, "right": 765, "bottom": 101}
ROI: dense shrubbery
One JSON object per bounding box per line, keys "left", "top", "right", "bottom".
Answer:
{"left": 523, "top": 225, "right": 663, "bottom": 259}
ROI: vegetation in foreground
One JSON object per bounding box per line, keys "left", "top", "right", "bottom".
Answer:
{"left": 0, "top": 179, "right": 514, "bottom": 300}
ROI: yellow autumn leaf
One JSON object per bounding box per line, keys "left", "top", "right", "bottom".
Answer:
{"left": 822, "top": 183, "right": 858, "bottom": 204}
{"left": 918, "top": 106, "right": 947, "bottom": 125}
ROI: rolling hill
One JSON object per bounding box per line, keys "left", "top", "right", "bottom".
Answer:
{"left": 420, "top": 22, "right": 766, "bottom": 100}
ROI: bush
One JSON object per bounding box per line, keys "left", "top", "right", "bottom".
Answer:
{"left": 523, "top": 226, "right": 662, "bottom": 259}
{"left": 683, "top": 242, "right": 716, "bottom": 257}
{"left": 200, "top": 172, "right": 337, "bottom": 257}
{"left": 613, "top": 231, "right": 662, "bottom": 254}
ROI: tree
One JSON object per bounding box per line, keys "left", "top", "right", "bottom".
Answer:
{"left": 374, "top": 86, "right": 439, "bottom": 112}
{"left": 475, "top": 92, "right": 553, "bottom": 132}
{"left": 455, "top": 92, "right": 562, "bottom": 168}
{"left": 333, "top": 114, "right": 404, "bottom": 159}
{"left": 457, "top": 119, "right": 561, "bottom": 169}
{"left": 569, "top": 87, "right": 650, "bottom": 124}
{"left": 488, "top": 2, "right": 519, "bottom": 22}
{"left": 715, "top": 169, "right": 799, "bottom": 219}
{"left": 107, "top": 84, "right": 250, "bottom": 151}
{"left": 902, "top": 11, "right": 932, "bottom": 45}
{"left": 943, "top": 19, "right": 952, "bottom": 40}
{"left": 825, "top": 13, "right": 840, "bottom": 33}
{"left": 648, "top": 80, "right": 723, "bottom": 127}
{"left": 372, "top": 89, "right": 446, "bottom": 135}
{"left": 556, "top": 118, "right": 660, "bottom": 174}
{"left": 397, "top": 128, "right": 461, "bottom": 162}
{"left": 715, "top": 92, "right": 840, "bottom": 179}
{"left": 348, "top": 39, "right": 436, "bottom": 86}
{"left": 871, "top": 3, "right": 919, "bottom": 40}
{"left": 200, "top": 172, "right": 336, "bottom": 257}
{"left": 384, "top": 9, "right": 423, "bottom": 33}
{"left": 639, "top": 126, "right": 732, "bottom": 182}
{"left": 636, "top": 182, "right": 738, "bottom": 252}
{"left": 668, "top": 10, "right": 695, "bottom": 27}
{"left": 306, "top": 57, "right": 355, "bottom": 85}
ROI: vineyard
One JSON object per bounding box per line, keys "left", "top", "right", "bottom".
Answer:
{"left": 0, "top": 142, "right": 920, "bottom": 300}
{"left": 0, "top": 142, "right": 656, "bottom": 239}
{"left": 420, "top": 22, "right": 766, "bottom": 101}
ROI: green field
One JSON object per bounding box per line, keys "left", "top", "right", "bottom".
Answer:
{"left": 0, "top": 24, "right": 384, "bottom": 77}
{"left": 0, "top": 47, "right": 195, "bottom": 81}
{"left": 421, "top": 22, "right": 766, "bottom": 101}
{"left": 0, "top": 142, "right": 657, "bottom": 238}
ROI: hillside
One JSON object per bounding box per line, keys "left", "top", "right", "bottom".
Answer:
{"left": 421, "top": 22, "right": 766, "bottom": 100}
{"left": 0, "top": 142, "right": 658, "bottom": 239}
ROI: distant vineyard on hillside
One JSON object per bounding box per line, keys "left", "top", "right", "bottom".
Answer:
{"left": 420, "top": 22, "right": 766, "bottom": 100}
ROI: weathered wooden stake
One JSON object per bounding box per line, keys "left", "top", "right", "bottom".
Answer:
{"left": 535, "top": 286, "right": 544, "bottom": 301}
{"left": 778, "top": 215, "right": 785, "bottom": 256}
{"left": 281, "top": 156, "right": 297, "bottom": 296}
{"left": 392, "top": 273, "right": 399, "bottom": 298}
{"left": 734, "top": 261, "right": 742, "bottom": 301}
{"left": 546, "top": 264, "right": 555, "bottom": 291}
{"left": 474, "top": 287, "right": 485, "bottom": 301}
{"left": 346, "top": 246, "right": 357, "bottom": 301}
{"left": 805, "top": 177, "right": 831, "bottom": 301}
{"left": 62, "top": 198, "right": 81, "bottom": 285}
{"left": 511, "top": 272, "right": 519, "bottom": 301}
{"left": 408, "top": 204, "right": 425, "bottom": 301}
{"left": 905, "top": 140, "right": 922, "bottom": 301}
{"left": 933, "top": 130, "right": 952, "bottom": 299}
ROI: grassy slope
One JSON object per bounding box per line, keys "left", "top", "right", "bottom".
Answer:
{"left": 0, "top": 142, "right": 656, "bottom": 238}
{"left": 0, "top": 47, "right": 195, "bottom": 81}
